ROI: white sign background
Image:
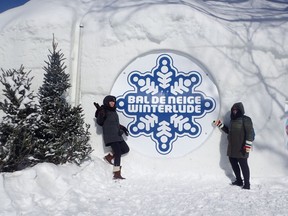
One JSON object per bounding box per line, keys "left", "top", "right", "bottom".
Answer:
{"left": 111, "top": 50, "right": 220, "bottom": 158}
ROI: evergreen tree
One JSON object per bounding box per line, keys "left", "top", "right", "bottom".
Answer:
{"left": 37, "top": 37, "right": 92, "bottom": 165}
{"left": 0, "top": 66, "right": 40, "bottom": 172}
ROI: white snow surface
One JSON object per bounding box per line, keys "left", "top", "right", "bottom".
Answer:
{"left": 0, "top": 0, "right": 288, "bottom": 215}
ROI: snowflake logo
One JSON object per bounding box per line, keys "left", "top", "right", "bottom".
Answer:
{"left": 117, "top": 54, "right": 216, "bottom": 155}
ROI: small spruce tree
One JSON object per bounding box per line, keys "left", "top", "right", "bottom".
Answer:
{"left": 37, "top": 36, "right": 92, "bottom": 164}
{"left": 0, "top": 66, "right": 40, "bottom": 172}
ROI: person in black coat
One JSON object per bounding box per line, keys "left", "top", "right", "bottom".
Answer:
{"left": 95, "top": 95, "right": 130, "bottom": 180}
{"left": 214, "top": 102, "right": 255, "bottom": 189}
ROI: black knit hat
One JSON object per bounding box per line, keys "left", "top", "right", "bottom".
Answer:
{"left": 103, "top": 95, "right": 116, "bottom": 110}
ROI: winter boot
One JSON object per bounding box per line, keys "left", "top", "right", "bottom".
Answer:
{"left": 242, "top": 184, "right": 250, "bottom": 190}
{"left": 231, "top": 179, "right": 243, "bottom": 187}
{"left": 113, "top": 166, "right": 125, "bottom": 180}
{"left": 104, "top": 153, "right": 114, "bottom": 165}
{"left": 242, "top": 181, "right": 250, "bottom": 190}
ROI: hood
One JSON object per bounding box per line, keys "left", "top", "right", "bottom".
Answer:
{"left": 230, "top": 102, "right": 245, "bottom": 119}
{"left": 103, "top": 95, "right": 116, "bottom": 110}
{"left": 231, "top": 102, "right": 245, "bottom": 114}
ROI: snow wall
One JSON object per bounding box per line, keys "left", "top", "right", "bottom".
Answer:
{"left": 0, "top": 0, "right": 288, "bottom": 178}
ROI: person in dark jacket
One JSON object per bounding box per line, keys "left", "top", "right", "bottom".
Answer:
{"left": 95, "top": 95, "right": 130, "bottom": 180}
{"left": 214, "top": 102, "right": 254, "bottom": 189}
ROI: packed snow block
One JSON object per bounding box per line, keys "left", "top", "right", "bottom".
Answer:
{"left": 0, "top": 1, "right": 288, "bottom": 177}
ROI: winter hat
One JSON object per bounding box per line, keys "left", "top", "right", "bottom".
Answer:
{"left": 103, "top": 95, "right": 117, "bottom": 110}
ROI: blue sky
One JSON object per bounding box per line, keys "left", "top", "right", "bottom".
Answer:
{"left": 0, "top": 0, "right": 29, "bottom": 13}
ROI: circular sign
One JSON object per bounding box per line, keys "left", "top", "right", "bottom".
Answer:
{"left": 111, "top": 50, "right": 219, "bottom": 158}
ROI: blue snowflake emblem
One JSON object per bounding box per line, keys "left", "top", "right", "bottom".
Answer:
{"left": 117, "top": 54, "right": 216, "bottom": 155}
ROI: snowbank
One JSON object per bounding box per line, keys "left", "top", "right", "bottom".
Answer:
{"left": 1, "top": 160, "right": 288, "bottom": 216}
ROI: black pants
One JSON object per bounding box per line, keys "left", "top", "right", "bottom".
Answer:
{"left": 110, "top": 141, "right": 130, "bottom": 167}
{"left": 229, "top": 157, "right": 250, "bottom": 185}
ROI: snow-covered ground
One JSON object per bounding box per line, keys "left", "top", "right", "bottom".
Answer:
{"left": 1, "top": 160, "right": 288, "bottom": 216}
{"left": 0, "top": 0, "right": 288, "bottom": 215}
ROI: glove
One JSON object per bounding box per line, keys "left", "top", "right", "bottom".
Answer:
{"left": 94, "top": 102, "right": 100, "bottom": 109}
{"left": 244, "top": 141, "right": 252, "bottom": 153}
{"left": 94, "top": 102, "right": 105, "bottom": 118}
{"left": 120, "top": 125, "right": 129, "bottom": 136}
{"left": 213, "top": 120, "right": 224, "bottom": 128}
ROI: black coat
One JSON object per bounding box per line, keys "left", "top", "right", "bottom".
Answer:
{"left": 221, "top": 102, "right": 254, "bottom": 158}
{"left": 96, "top": 95, "right": 124, "bottom": 146}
